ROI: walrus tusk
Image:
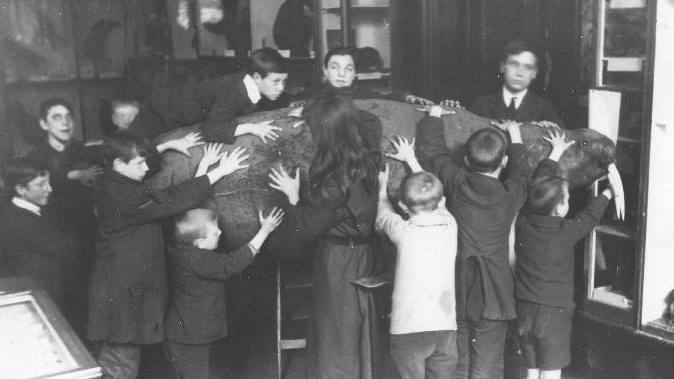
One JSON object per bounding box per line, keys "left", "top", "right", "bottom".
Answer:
{"left": 606, "top": 163, "right": 625, "bottom": 220}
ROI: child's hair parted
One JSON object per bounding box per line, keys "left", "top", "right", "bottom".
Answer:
{"left": 102, "top": 132, "right": 151, "bottom": 167}
{"left": 3, "top": 158, "right": 49, "bottom": 194}
{"left": 247, "top": 48, "right": 289, "bottom": 78}
{"left": 399, "top": 172, "right": 444, "bottom": 214}
{"left": 174, "top": 208, "right": 218, "bottom": 245}
{"left": 39, "top": 97, "right": 73, "bottom": 121}
{"left": 527, "top": 176, "right": 568, "bottom": 216}
{"left": 464, "top": 128, "right": 507, "bottom": 173}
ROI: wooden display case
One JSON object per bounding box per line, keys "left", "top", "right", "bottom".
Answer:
{"left": 0, "top": 277, "right": 100, "bottom": 379}
{"left": 583, "top": 0, "right": 674, "bottom": 346}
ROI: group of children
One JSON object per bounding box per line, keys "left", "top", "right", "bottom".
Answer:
{"left": 0, "top": 41, "right": 616, "bottom": 379}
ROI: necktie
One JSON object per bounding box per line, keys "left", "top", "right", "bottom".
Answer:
{"left": 508, "top": 97, "right": 517, "bottom": 119}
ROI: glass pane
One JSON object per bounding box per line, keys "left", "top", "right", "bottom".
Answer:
{"left": 590, "top": 233, "right": 636, "bottom": 309}
{"left": 601, "top": 1, "right": 647, "bottom": 87}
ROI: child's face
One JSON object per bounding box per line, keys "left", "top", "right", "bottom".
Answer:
{"left": 500, "top": 51, "right": 537, "bottom": 93}
{"left": 112, "top": 103, "right": 140, "bottom": 130}
{"left": 197, "top": 220, "right": 222, "bottom": 250}
{"left": 16, "top": 173, "right": 52, "bottom": 206}
{"left": 114, "top": 155, "right": 149, "bottom": 182}
{"left": 254, "top": 72, "right": 288, "bottom": 101}
{"left": 40, "top": 105, "right": 74, "bottom": 143}
{"left": 324, "top": 54, "right": 356, "bottom": 88}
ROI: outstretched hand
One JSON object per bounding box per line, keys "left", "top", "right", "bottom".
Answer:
{"left": 440, "top": 99, "right": 465, "bottom": 109}
{"left": 247, "top": 120, "right": 282, "bottom": 144}
{"left": 164, "top": 132, "right": 204, "bottom": 156}
{"left": 218, "top": 146, "right": 250, "bottom": 175}
{"left": 544, "top": 129, "right": 574, "bottom": 162}
{"left": 259, "top": 207, "right": 285, "bottom": 235}
{"left": 200, "top": 143, "right": 224, "bottom": 167}
{"left": 416, "top": 105, "right": 456, "bottom": 117}
{"left": 269, "top": 165, "right": 300, "bottom": 205}
{"left": 405, "top": 95, "right": 434, "bottom": 106}
{"left": 385, "top": 136, "right": 416, "bottom": 163}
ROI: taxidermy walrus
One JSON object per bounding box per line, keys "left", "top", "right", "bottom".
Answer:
{"left": 147, "top": 99, "right": 623, "bottom": 250}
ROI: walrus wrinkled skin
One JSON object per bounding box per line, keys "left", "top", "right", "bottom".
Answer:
{"left": 147, "top": 99, "right": 616, "bottom": 249}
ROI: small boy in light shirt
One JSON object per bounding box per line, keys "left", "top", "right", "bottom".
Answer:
{"left": 376, "top": 136, "right": 458, "bottom": 379}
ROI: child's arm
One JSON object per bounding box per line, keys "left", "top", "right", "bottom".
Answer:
{"left": 190, "top": 208, "right": 285, "bottom": 280}
{"left": 67, "top": 165, "right": 103, "bottom": 186}
{"left": 375, "top": 164, "right": 405, "bottom": 244}
{"left": 566, "top": 186, "right": 613, "bottom": 240}
{"left": 195, "top": 143, "right": 224, "bottom": 177}
{"left": 500, "top": 121, "right": 531, "bottom": 207}
{"left": 415, "top": 105, "right": 462, "bottom": 183}
{"left": 532, "top": 129, "right": 575, "bottom": 179}
{"left": 385, "top": 136, "right": 422, "bottom": 173}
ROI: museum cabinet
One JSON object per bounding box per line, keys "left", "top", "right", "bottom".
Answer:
{"left": 580, "top": 0, "right": 674, "bottom": 345}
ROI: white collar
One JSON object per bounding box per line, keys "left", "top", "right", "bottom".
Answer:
{"left": 243, "top": 74, "right": 262, "bottom": 104}
{"left": 12, "top": 197, "right": 42, "bottom": 216}
{"left": 502, "top": 86, "right": 527, "bottom": 109}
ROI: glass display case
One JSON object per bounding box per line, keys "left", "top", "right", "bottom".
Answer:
{"left": 583, "top": 0, "right": 650, "bottom": 327}
{"left": 0, "top": 277, "right": 101, "bottom": 378}
{"left": 584, "top": 0, "right": 674, "bottom": 343}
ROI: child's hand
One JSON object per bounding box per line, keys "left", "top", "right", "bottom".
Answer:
{"left": 491, "top": 119, "right": 520, "bottom": 132}
{"left": 217, "top": 147, "right": 250, "bottom": 175}
{"left": 440, "top": 99, "right": 465, "bottom": 109}
{"left": 405, "top": 94, "right": 434, "bottom": 106}
{"left": 69, "top": 165, "right": 103, "bottom": 185}
{"left": 242, "top": 120, "right": 282, "bottom": 144}
{"left": 199, "top": 143, "right": 224, "bottom": 167}
{"left": 163, "top": 132, "right": 204, "bottom": 156}
{"left": 532, "top": 120, "right": 560, "bottom": 128}
{"left": 544, "top": 129, "right": 574, "bottom": 162}
{"left": 378, "top": 164, "right": 390, "bottom": 199}
{"left": 416, "top": 105, "right": 456, "bottom": 118}
{"left": 269, "top": 165, "right": 301, "bottom": 205}
{"left": 259, "top": 207, "right": 285, "bottom": 235}
{"left": 385, "top": 136, "right": 416, "bottom": 163}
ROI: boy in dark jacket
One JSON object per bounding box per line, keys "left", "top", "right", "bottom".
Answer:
{"left": 515, "top": 130, "right": 614, "bottom": 379}
{"left": 164, "top": 207, "right": 283, "bottom": 379}
{"left": 88, "top": 134, "right": 250, "bottom": 379}
{"left": 111, "top": 48, "right": 289, "bottom": 144}
{"left": 470, "top": 40, "right": 563, "bottom": 128}
{"left": 416, "top": 105, "right": 531, "bottom": 379}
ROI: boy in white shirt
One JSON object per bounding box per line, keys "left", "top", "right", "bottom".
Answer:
{"left": 376, "top": 136, "right": 458, "bottom": 379}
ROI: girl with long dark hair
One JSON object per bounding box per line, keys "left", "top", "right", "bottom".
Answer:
{"left": 269, "top": 94, "right": 384, "bottom": 378}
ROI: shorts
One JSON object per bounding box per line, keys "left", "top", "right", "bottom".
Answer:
{"left": 516, "top": 300, "right": 573, "bottom": 370}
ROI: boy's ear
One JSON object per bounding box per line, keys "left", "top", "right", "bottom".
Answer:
{"left": 438, "top": 196, "right": 446, "bottom": 210}
{"left": 112, "top": 158, "right": 124, "bottom": 171}
{"left": 397, "top": 200, "right": 410, "bottom": 215}
{"left": 252, "top": 72, "right": 263, "bottom": 82}
{"left": 14, "top": 184, "right": 27, "bottom": 197}
{"left": 39, "top": 118, "right": 48, "bottom": 131}
{"left": 463, "top": 156, "right": 470, "bottom": 168}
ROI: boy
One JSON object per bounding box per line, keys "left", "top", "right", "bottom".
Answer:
{"left": 0, "top": 158, "right": 79, "bottom": 314}
{"left": 515, "top": 130, "right": 614, "bottom": 379}
{"left": 87, "top": 133, "right": 249, "bottom": 379}
{"left": 27, "top": 97, "right": 102, "bottom": 335}
{"left": 416, "top": 105, "right": 530, "bottom": 379}
{"left": 164, "top": 206, "right": 284, "bottom": 379}
{"left": 470, "top": 40, "right": 563, "bottom": 128}
{"left": 112, "top": 48, "right": 289, "bottom": 144}
{"left": 375, "top": 145, "right": 458, "bottom": 379}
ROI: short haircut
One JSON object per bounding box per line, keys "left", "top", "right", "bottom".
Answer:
{"left": 174, "top": 208, "right": 217, "bottom": 244}
{"left": 323, "top": 46, "right": 356, "bottom": 67}
{"left": 464, "top": 128, "right": 507, "bottom": 173}
{"left": 247, "top": 48, "right": 288, "bottom": 77}
{"left": 3, "top": 158, "right": 49, "bottom": 195}
{"left": 399, "top": 171, "right": 444, "bottom": 213}
{"left": 39, "top": 97, "right": 73, "bottom": 120}
{"left": 526, "top": 176, "right": 568, "bottom": 216}
{"left": 101, "top": 132, "right": 150, "bottom": 167}
{"left": 501, "top": 40, "right": 538, "bottom": 66}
